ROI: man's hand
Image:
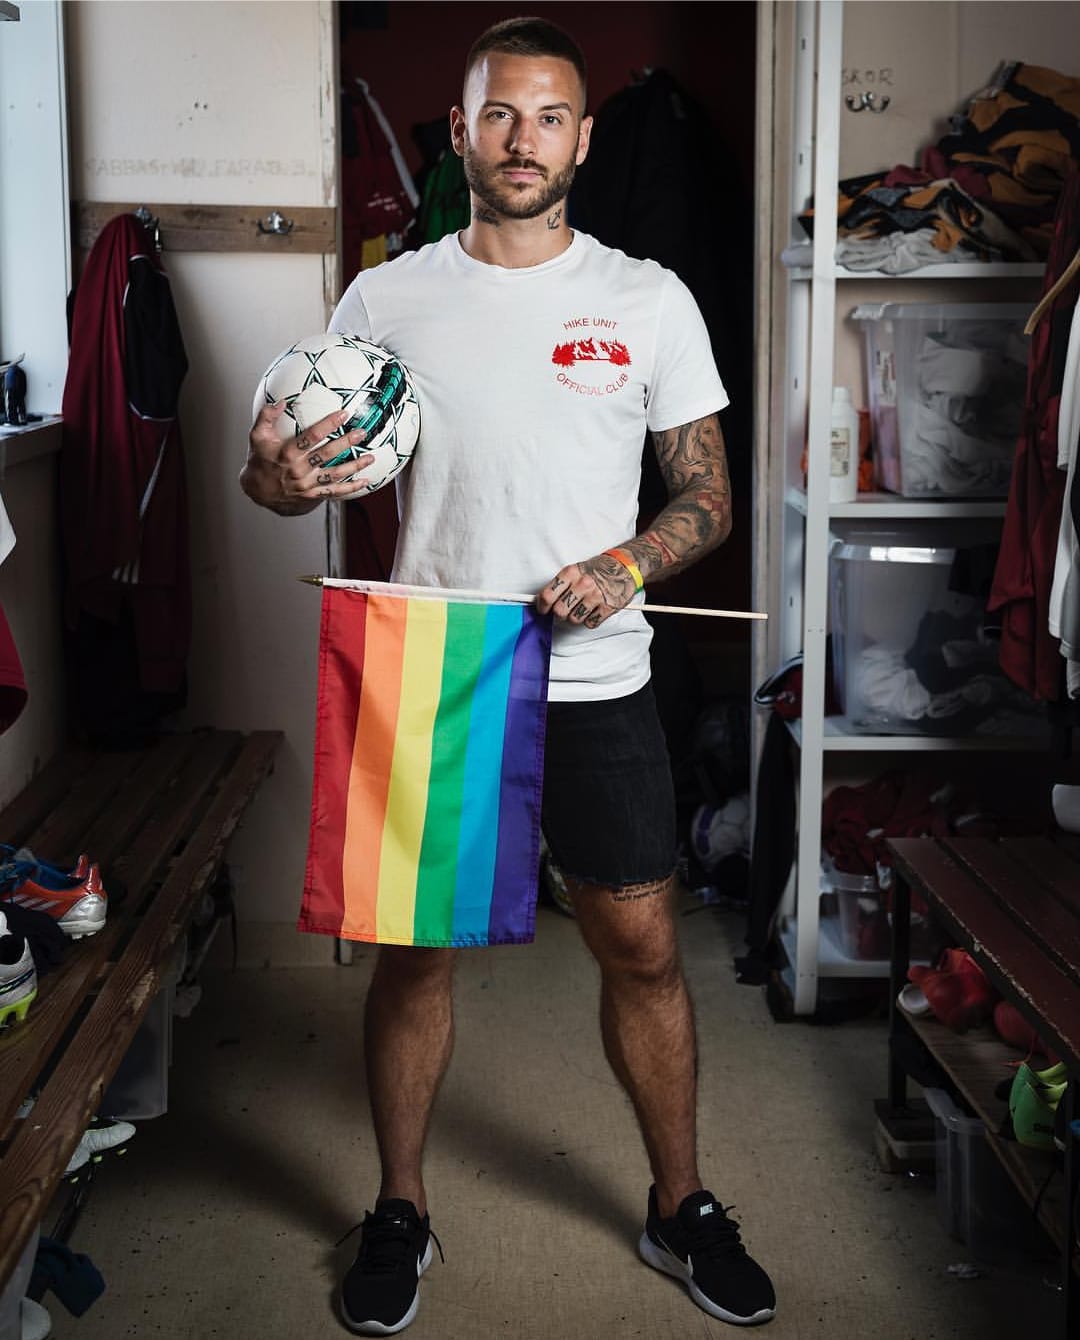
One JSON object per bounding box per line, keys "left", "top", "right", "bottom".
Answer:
{"left": 239, "top": 403, "right": 375, "bottom": 516}
{"left": 536, "top": 553, "right": 639, "bottom": 629}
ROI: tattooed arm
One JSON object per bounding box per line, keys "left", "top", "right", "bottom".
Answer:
{"left": 628, "top": 413, "right": 733, "bottom": 579}
{"left": 536, "top": 413, "right": 731, "bottom": 627}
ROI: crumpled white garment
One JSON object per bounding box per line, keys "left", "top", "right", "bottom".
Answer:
{"left": 835, "top": 229, "right": 948, "bottom": 274}
{"left": 853, "top": 645, "right": 999, "bottom": 723}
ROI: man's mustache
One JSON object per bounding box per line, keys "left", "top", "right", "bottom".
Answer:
{"left": 500, "top": 159, "right": 547, "bottom": 175}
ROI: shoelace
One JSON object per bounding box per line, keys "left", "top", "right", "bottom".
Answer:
{"left": 683, "top": 1204, "right": 748, "bottom": 1261}
{"left": 335, "top": 1212, "right": 445, "bottom": 1274}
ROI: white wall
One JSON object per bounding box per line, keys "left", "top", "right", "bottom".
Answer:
{"left": 66, "top": 1, "right": 339, "bottom": 939}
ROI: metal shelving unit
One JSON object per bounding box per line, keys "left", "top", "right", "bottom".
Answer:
{"left": 773, "top": 1, "right": 1046, "bottom": 1014}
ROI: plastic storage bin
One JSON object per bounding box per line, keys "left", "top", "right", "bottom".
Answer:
{"left": 820, "top": 860, "right": 890, "bottom": 959}
{"left": 852, "top": 302, "right": 1029, "bottom": 497}
{"left": 829, "top": 529, "right": 1035, "bottom": 735}
{"left": 101, "top": 952, "right": 182, "bottom": 1120}
{"left": 924, "top": 1087, "right": 1045, "bottom": 1264}
{"left": 820, "top": 858, "right": 931, "bottom": 961}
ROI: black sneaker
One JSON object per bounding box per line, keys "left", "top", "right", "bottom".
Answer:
{"left": 340, "top": 1199, "right": 435, "bottom": 1335}
{"left": 639, "top": 1185, "right": 776, "bottom": 1326}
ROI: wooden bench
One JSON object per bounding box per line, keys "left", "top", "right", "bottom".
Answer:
{"left": 885, "top": 834, "right": 1080, "bottom": 1337}
{"left": 0, "top": 728, "right": 283, "bottom": 1293}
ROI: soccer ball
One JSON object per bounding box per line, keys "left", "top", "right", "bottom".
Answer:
{"left": 252, "top": 332, "right": 421, "bottom": 497}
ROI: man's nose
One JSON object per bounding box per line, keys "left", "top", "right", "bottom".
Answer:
{"left": 508, "top": 120, "right": 537, "bottom": 158}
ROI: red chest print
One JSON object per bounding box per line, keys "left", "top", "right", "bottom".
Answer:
{"left": 551, "top": 337, "right": 632, "bottom": 368}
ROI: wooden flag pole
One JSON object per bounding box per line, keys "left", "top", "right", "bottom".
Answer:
{"left": 298, "top": 574, "right": 767, "bottom": 622}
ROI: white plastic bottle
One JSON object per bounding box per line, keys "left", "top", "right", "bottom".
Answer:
{"left": 829, "top": 386, "right": 859, "bottom": 504}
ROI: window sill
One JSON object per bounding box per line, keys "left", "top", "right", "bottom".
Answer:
{"left": 0, "top": 415, "right": 62, "bottom": 469}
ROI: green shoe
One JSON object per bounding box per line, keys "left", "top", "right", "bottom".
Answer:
{"left": 1008, "top": 1060, "right": 1068, "bottom": 1115}
{"left": 1012, "top": 1078, "right": 1067, "bottom": 1150}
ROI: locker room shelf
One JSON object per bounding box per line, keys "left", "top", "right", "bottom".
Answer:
{"left": 784, "top": 487, "right": 1008, "bottom": 521}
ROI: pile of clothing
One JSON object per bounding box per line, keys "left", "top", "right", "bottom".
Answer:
{"left": 801, "top": 62, "right": 1080, "bottom": 273}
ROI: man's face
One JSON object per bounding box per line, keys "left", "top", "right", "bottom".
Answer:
{"left": 451, "top": 52, "right": 592, "bottom": 221}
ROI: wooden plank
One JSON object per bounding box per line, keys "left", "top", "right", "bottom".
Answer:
{"left": 72, "top": 733, "right": 199, "bottom": 876}
{"left": 23, "top": 750, "right": 149, "bottom": 867}
{"left": 943, "top": 837, "right": 1080, "bottom": 988}
{"left": 0, "top": 751, "right": 97, "bottom": 850}
{"left": 0, "top": 731, "right": 282, "bottom": 1290}
{"left": 74, "top": 201, "right": 335, "bottom": 255}
{"left": 1004, "top": 837, "right": 1080, "bottom": 919}
{"left": 889, "top": 838, "right": 1080, "bottom": 1067}
{"left": 105, "top": 732, "right": 243, "bottom": 914}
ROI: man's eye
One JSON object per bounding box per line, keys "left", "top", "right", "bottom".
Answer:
{"left": 542, "top": 116, "right": 563, "bottom": 126}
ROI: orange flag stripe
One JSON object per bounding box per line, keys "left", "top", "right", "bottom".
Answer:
{"left": 340, "top": 595, "right": 409, "bottom": 938}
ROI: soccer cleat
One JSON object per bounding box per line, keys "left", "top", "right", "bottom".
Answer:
{"left": 1, "top": 859, "right": 107, "bottom": 938}
{"left": 1008, "top": 1060, "right": 1068, "bottom": 1116}
{"left": 0, "top": 844, "right": 91, "bottom": 882}
{"left": 340, "top": 1199, "right": 436, "bottom": 1335}
{"left": 16, "top": 1098, "right": 134, "bottom": 1177}
{"left": 0, "top": 908, "right": 36, "bottom": 1027}
{"left": 1012, "top": 1077, "right": 1067, "bottom": 1151}
{"left": 639, "top": 1186, "right": 776, "bottom": 1326}
{"left": 78, "top": 1114, "right": 137, "bottom": 1163}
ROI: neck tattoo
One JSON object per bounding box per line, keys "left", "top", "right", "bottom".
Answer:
{"left": 546, "top": 207, "right": 563, "bottom": 231}
{"left": 474, "top": 204, "right": 501, "bottom": 227}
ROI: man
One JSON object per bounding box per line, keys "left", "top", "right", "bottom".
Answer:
{"left": 241, "top": 17, "right": 775, "bottom": 1335}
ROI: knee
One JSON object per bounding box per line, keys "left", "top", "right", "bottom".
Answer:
{"left": 594, "top": 928, "right": 682, "bottom": 990}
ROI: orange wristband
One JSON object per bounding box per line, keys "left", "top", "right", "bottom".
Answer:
{"left": 604, "top": 548, "right": 644, "bottom": 592}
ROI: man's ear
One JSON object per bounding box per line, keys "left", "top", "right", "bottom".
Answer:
{"left": 576, "top": 114, "right": 594, "bottom": 166}
{"left": 450, "top": 105, "right": 467, "bottom": 159}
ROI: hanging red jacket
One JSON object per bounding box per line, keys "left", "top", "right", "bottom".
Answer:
{"left": 60, "top": 213, "right": 191, "bottom": 701}
{"left": 988, "top": 166, "right": 1080, "bottom": 700}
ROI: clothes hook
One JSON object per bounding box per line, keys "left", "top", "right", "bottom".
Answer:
{"left": 258, "top": 210, "right": 295, "bottom": 237}
{"left": 132, "top": 204, "right": 162, "bottom": 251}
{"left": 845, "top": 91, "right": 890, "bottom": 114}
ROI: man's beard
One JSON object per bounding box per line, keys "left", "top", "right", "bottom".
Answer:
{"left": 463, "top": 140, "right": 578, "bottom": 221}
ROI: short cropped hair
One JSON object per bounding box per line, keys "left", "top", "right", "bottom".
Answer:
{"left": 464, "top": 17, "right": 587, "bottom": 108}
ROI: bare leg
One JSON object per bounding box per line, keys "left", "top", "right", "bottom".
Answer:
{"left": 363, "top": 944, "right": 457, "bottom": 1217}
{"left": 569, "top": 876, "right": 701, "bottom": 1219}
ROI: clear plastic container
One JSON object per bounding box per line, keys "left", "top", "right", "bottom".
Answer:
{"left": 820, "top": 860, "right": 889, "bottom": 959}
{"left": 829, "top": 529, "right": 1035, "bottom": 735}
{"left": 923, "top": 1087, "right": 1046, "bottom": 1264}
{"left": 101, "top": 951, "right": 182, "bottom": 1120}
{"left": 852, "top": 302, "right": 1029, "bottom": 497}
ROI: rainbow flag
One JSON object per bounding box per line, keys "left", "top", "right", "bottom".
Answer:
{"left": 300, "top": 587, "right": 551, "bottom": 947}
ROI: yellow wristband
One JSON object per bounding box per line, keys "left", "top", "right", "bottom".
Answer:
{"left": 604, "top": 547, "right": 644, "bottom": 593}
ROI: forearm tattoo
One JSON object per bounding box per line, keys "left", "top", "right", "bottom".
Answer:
{"left": 628, "top": 416, "right": 732, "bottom": 580}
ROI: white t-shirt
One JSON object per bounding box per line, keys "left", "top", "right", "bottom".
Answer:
{"left": 329, "top": 230, "right": 727, "bottom": 701}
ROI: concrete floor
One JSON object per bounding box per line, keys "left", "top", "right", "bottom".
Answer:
{"left": 42, "top": 897, "right": 1061, "bottom": 1340}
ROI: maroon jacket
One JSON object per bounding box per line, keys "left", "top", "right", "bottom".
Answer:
{"left": 60, "top": 213, "right": 190, "bottom": 696}
{"left": 989, "top": 166, "right": 1080, "bottom": 701}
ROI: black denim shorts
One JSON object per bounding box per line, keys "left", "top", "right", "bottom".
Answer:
{"left": 541, "top": 682, "right": 676, "bottom": 888}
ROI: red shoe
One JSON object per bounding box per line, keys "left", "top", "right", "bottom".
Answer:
{"left": 3, "top": 861, "right": 108, "bottom": 938}
{"left": 909, "top": 949, "right": 994, "bottom": 1033}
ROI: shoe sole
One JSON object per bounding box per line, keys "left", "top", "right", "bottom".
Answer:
{"left": 638, "top": 1232, "right": 776, "bottom": 1326}
{"left": 0, "top": 986, "right": 36, "bottom": 1027}
{"left": 340, "top": 1238, "right": 434, "bottom": 1336}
